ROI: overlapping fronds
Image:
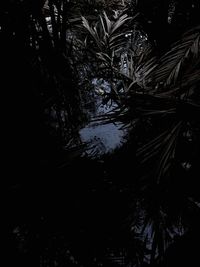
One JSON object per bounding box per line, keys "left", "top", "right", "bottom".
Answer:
{"left": 112, "top": 25, "right": 200, "bottom": 189}
{"left": 133, "top": 54, "right": 158, "bottom": 89}
{"left": 151, "top": 25, "right": 200, "bottom": 88}
{"left": 137, "top": 121, "right": 183, "bottom": 183}
{"left": 82, "top": 11, "right": 132, "bottom": 52}
{"left": 120, "top": 46, "right": 157, "bottom": 92}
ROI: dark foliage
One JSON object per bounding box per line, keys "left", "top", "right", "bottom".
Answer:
{"left": 2, "top": 1, "right": 200, "bottom": 267}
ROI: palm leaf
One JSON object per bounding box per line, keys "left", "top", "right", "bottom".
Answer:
{"left": 110, "top": 13, "right": 131, "bottom": 35}
{"left": 82, "top": 12, "right": 132, "bottom": 53}
{"left": 102, "top": 11, "right": 112, "bottom": 34}
{"left": 156, "top": 121, "right": 182, "bottom": 183}
{"left": 152, "top": 26, "right": 200, "bottom": 87}
{"left": 156, "top": 69, "right": 200, "bottom": 98}
{"left": 137, "top": 121, "right": 182, "bottom": 183}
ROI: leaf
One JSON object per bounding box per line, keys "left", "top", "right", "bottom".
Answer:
{"left": 152, "top": 26, "right": 200, "bottom": 87}
{"left": 111, "top": 14, "right": 131, "bottom": 35}
{"left": 102, "top": 11, "right": 112, "bottom": 34}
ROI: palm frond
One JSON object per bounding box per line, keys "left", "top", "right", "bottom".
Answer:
{"left": 156, "top": 121, "right": 182, "bottom": 183}
{"left": 120, "top": 48, "right": 157, "bottom": 91}
{"left": 152, "top": 25, "right": 200, "bottom": 87}
{"left": 82, "top": 16, "right": 102, "bottom": 50}
{"left": 157, "top": 69, "right": 200, "bottom": 98}
{"left": 137, "top": 121, "right": 183, "bottom": 183}
{"left": 110, "top": 13, "right": 131, "bottom": 35}
{"left": 82, "top": 11, "right": 132, "bottom": 53}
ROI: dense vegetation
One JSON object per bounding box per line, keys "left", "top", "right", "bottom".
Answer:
{"left": 2, "top": 1, "right": 200, "bottom": 267}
